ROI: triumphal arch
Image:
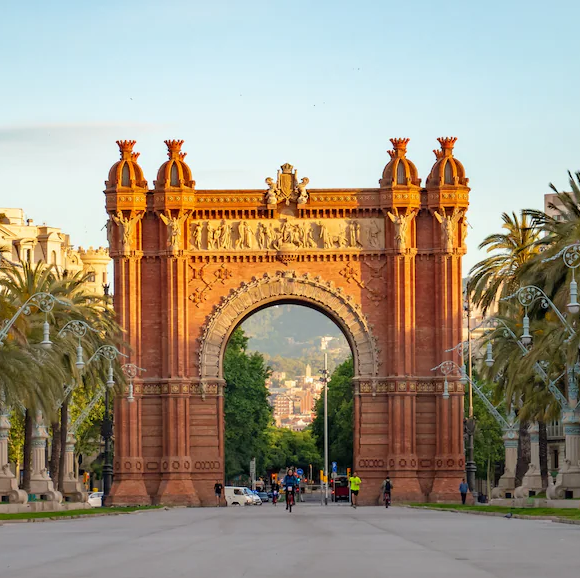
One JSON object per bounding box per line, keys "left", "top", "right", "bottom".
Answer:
{"left": 103, "top": 137, "right": 470, "bottom": 505}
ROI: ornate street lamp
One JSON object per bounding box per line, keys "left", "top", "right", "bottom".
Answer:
{"left": 121, "top": 363, "right": 146, "bottom": 403}
{"left": 543, "top": 243, "right": 580, "bottom": 315}
{"left": 86, "top": 345, "right": 127, "bottom": 506}
{"left": 0, "top": 292, "right": 69, "bottom": 349}
{"left": 57, "top": 320, "right": 101, "bottom": 372}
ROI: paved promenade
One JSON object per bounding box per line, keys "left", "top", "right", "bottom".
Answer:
{"left": 1, "top": 504, "right": 578, "bottom": 578}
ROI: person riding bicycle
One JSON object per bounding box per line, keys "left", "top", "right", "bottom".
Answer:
{"left": 272, "top": 480, "right": 280, "bottom": 506}
{"left": 381, "top": 476, "right": 393, "bottom": 507}
{"left": 283, "top": 468, "right": 299, "bottom": 510}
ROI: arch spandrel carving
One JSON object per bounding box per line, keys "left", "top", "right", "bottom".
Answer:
{"left": 198, "top": 271, "right": 379, "bottom": 381}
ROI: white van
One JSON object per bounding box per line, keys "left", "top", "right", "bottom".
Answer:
{"left": 224, "top": 486, "right": 253, "bottom": 506}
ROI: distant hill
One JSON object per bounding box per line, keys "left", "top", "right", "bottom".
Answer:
{"left": 240, "top": 304, "right": 350, "bottom": 378}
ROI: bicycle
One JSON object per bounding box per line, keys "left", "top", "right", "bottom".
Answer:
{"left": 384, "top": 492, "right": 391, "bottom": 508}
{"left": 272, "top": 491, "right": 278, "bottom": 506}
{"left": 286, "top": 487, "right": 295, "bottom": 513}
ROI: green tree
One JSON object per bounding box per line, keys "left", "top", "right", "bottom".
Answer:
{"left": 468, "top": 377, "right": 505, "bottom": 481}
{"left": 264, "top": 427, "right": 322, "bottom": 475}
{"left": 223, "top": 328, "right": 272, "bottom": 480}
{"left": 311, "top": 357, "right": 354, "bottom": 470}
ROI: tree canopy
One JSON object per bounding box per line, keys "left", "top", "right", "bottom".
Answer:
{"left": 311, "top": 357, "right": 354, "bottom": 471}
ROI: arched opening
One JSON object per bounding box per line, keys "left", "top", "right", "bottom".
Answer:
{"left": 121, "top": 163, "right": 131, "bottom": 187}
{"left": 51, "top": 250, "right": 57, "bottom": 265}
{"left": 444, "top": 160, "right": 454, "bottom": 185}
{"left": 170, "top": 163, "right": 180, "bottom": 186}
{"left": 222, "top": 302, "right": 354, "bottom": 502}
{"left": 396, "top": 161, "right": 406, "bottom": 185}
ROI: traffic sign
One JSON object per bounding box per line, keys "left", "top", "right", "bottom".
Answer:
{"left": 332, "top": 461, "right": 337, "bottom": 473}
{"left": 296, "top": 468, "right": 304, "bottom": 476}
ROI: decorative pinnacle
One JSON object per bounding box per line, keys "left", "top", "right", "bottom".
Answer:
{"left": 389, "top": 137, "right": 409, "bottom": 158}
{"left": 131, "top": 152, "right": 140, "bottom": 162}
{"left": 437, "top": 137, "right": 457, "bottom": 156}
{"left": 165, "top": 139, "right": 185, "bottom": 159}
{"left": 116, "top": 140, "right": 136, "bottom": 160}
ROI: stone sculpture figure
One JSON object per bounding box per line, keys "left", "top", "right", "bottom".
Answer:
{"left": 257, "top": 222, "right": 266, "bottom": 249}
{"left": 333, "top": 225, "right": 348, "bottom": 248}
{"left": 159, "top": 212, "right": 188, "bottom": 250}
{"left": 216, "top": 220, "right": 233, "bottom": 250}
{"left": 112, "top": 211, "right": 140, "bottom": 253}
{"left": 237, "top": 221, "right": 253, "bottom": 250}
{"left": 368, "top": 220, "right": 381, "bottom": 249}
{"left": 265, "top": 177, "right": 279, "bottom": 205}
{"left": 191, "top": 222, "right": 203, "bottom": 250}
{"left": 460, "top": 218, "right": 468, "bottom": 248}
{"left": 206, "top": 222, "right": 216, "bottom": 250}
{"left": 265, "top": 223, "right": 275, "bottom": 249}
{"left": 387, "top": 210, "right": 414, "bottom": 251}
{"left": 434, "top": 208, "right": 463, "bottom": 252}
{"left": 318, "top": 221, "right": 332, "bottom": 249}
{"left": 355, "top": 221, "right": 362, "bottom": 248}
{"left": 305, "top": 223, "right": 317, "bottom": 248}
{"left": 296, "top": 177, "right": 309, "bottom": 205}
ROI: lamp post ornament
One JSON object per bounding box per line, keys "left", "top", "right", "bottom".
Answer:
{"left": 86, "top": 345, "right": 127, "bottom": 505}
{"left": 0, "top": 292, "right": 69, "bottom": 349}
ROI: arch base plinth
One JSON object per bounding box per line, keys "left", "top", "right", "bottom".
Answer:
{"left": 154, "top": 478, "right": 201, "bottom": 507}
{"left": 107, "top": 478, "right": 152, "bottom": 507}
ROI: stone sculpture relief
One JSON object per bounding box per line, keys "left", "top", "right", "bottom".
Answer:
{"left": 187, "top": 218, "right": 385, "bottom": 252}
{"left": 265, "top": 178, "right": 279, "bottom": 205}
{"left": 434, "top": 208, "right": 463, "bottom": 252}
{"left": 111, "top": 211, "right": 142, "bottom": 253}
{"left": 264, "top": 163, "right": 310, "bottom": 205}
{"left": 159, "top": 212, "right": 189, "bottom": 251}
{"left": 387, "top": 209, "right": 415, "bottom": 251}
{"left": 296, "top": 177, "right": 309, "bottom": 205}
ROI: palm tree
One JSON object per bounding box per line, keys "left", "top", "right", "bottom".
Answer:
{"left": 469, "top": 211, "right": 541, "bottom": 314}
{"left": 470, "top": 212, "right": 541, "bottom": 486}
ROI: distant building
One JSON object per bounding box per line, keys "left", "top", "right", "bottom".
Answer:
{"left": 0, "top": 208, "right": 110, "bottom": 294}
{"left": 544, "top": 193, "right": 566, "bottom": 221}
{"left": 305, "top": 364, "right": 311, "bottom": 378}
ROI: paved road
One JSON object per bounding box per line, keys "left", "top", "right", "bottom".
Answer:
{"left": 1, "top": 504, "right": 578, "bottom": 578}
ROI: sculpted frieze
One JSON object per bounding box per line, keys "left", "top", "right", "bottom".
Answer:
{"left": 188, "top": 218, "right": 384, "bottom": 252}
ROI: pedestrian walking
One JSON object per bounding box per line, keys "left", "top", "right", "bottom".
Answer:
{"left": 349, "top": 471, "right": 361, "bottom": 508}
{"left": 381, "top": 476, "right": 393, "bottom": 507}
{"left": 214, "top": 480, "right": 223, "bottom": 507}
{"left": 459, "top": 479, "right": 469, "bottom": 505}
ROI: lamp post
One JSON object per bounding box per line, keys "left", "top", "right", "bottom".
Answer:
{"left": 0, "top": 292, "right": 68, "bottom": 349}
{"left": 86, "top": 345, "right": 127, "bottom": 506}
{"left": 320, "top": 338, "right": 330, "bottom": 506}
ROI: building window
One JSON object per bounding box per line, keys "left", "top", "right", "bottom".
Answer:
{"left": 51, "top": 250, "right": 57, "bottom": 265}
{"left": 396, "top": 161, "right": 406, "bottom": 185}
{"left": 87, "top": 272, "right": 96, "bottom": 283}
{"left": 553, "top": 449, "right": 559, "bottom": 470}
{"left": 26, "top": 249, "right": 32, "bottom": 263}
{"left": 444, "top": 161, "right": 454, "bottom": 185}
{"left": 121, "top": 163, "right": 131, "bottom": 187}
{"left": 170, "top": 163, "right": 180, "bottom": 186}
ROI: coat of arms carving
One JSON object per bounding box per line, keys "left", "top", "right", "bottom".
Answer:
{"left": 265, "top": 163, "right": 309, "bottom": 206}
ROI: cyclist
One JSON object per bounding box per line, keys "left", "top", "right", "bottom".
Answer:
{"left": 272, "top": 480, "right": 280, "bottom": 506}
{"left": 283, "top": 468, "right": 299, "bottom": 511}
{"left": 382, "top": 476, "right": 393, "bottom": 508}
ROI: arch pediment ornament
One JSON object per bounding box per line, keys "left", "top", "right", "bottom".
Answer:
{"left": 265, "top": 163, "right": 309, "bottom": 206}
{"left": 198, "top": 271, "right": 379, "bottom": 380}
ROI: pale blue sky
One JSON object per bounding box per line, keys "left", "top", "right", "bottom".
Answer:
{"left": 1, "top": 0, "right": 578, "bottom": 271}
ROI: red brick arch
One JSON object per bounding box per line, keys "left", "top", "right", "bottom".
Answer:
{"left": 198, "top": 271, "right": 379, "bottom": 382}
{"left": 104, "top": 137, "right": 470, "bottom": 506}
